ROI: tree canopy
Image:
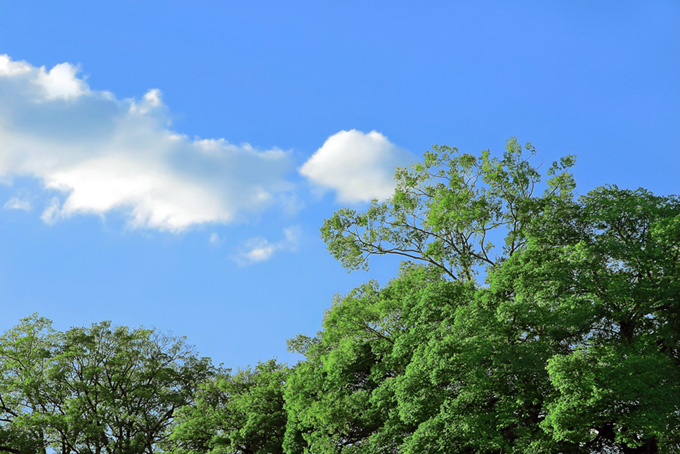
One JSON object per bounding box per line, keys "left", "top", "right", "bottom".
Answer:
{"left": 169, "top": 359, "right": 288, "bottom": 454}
{"left": 0, "top": 316, "right": 213, "bottom": 454}
{"left": 2, "top": 138, "right": 678, "bottom": 454}
{"left": 321, "top": 138, "right": 576, "bottom": 282}
{"left": 302, "top": 139, "right": 680, "bottom": 453}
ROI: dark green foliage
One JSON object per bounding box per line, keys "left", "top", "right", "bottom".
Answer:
{"left": 512, "top": 186, "right": 680, "bottom": 451}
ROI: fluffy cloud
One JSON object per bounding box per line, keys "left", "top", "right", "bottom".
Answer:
{"left": 235, "top": 226, "right": 301, "bottom": 265}
{"left": 0, "top": 55, "right": 293, "bottom": 231}
{"left": 299, "top": 129, "right": 414, "bottom": 203}
{"left": 36, "top": 62, "right": 89, "bottom": 100}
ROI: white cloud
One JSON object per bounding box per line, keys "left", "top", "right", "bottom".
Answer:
{"left": 243, "top": 240, "right": 277, "bottom": 263}
{"left": 299, "top": 129, "right": 414, "bottom": 203}
{"left": 3, "top": 196, "right": 32, "bottom": 211}
{"left": 41, "top": 197, "right": 62, "bottom": 225}
{"left": 36, "top": 62, "right": 88, "bottom": 100}
{"left": 235, "top": 226, "right": 301, "bottom": 265}
{"left": 0, "top": 55, "right": 294, "bottom": 232}
{"left": 0, "top": 54, "right": 31, "bottom": 76}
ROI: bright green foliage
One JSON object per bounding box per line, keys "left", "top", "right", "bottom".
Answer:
{"left": 0, "top": 317, "right": 213, "bottom": 454}
{"left": 306, "top": 142, "right": 680, "bottom": 453}
{"left": 169, "top": 360, "right": 289, "bottom": 454}
{"left": 3, "top": 140, "right": 679, "bottom": 454}
{"left": 284, "top": 265, "right": 579, "bottom": 453}
{"left": 0, "top": 315, "right": 55, "bottom": 454}
{"left": 320, "top": 138, "right": 575, "bottom": 282}
{"left": 511, "top": 186, "right": 680, "bottom": 452}
{"left": 283, "top": 264, "right": 456, "bottom": 454}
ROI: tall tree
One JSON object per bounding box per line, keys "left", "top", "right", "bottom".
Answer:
{"left": 510, "top": 186, "right": 680, "bottom": 452}
{"left": 321, "top": 138, "right": 575, "bottom": 282}
{"left": 169, "top": 360, "right": 289, "bottom": 454}
{"left": 0, "top": 315, "right": 55, "bottom": 454}
{"left": 307, "top": 140, "right": 680, "bottom": 453}
{"left": 0, "top": 318, "right": 213, "bottom": 454}
{"left": 284, "top": 265, "right": 454, "bottom": 454}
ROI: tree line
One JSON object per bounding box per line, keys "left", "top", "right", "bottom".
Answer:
{"left": 2, "top": 139, "right": 679, "bottom": 453}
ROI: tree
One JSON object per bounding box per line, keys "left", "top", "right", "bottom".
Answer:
{"left": 509, "top": 186, "right": 680, "bottom": 452}
{"left": 284, "top": 262, "right": 578, "bottom": 453}
{"left": 307, "top": 139, "right": 579, "bottom": 452}
{"left": 283, "top": 265, "right": 454, "bottom": 454}
{"left": 0, "top": 317, "right": 213, "bottom": 454}
{"left": 49, "top": 321, "right": 213, "bottom": 454}
{"left": 0, "top": 314, "right": 55, "bottom": 454}
{"left": 321, "top": 138, "right": 575, "bottom": 282}
{"left": 169, "top": 360, "right": 289, "bottom": 454}
{"left": 309, "top": 140, "right": 680, "bottom": 453}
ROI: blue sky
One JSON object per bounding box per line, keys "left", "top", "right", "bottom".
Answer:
{"left": 0, "top": 1, "right": 678, "bottom": 369}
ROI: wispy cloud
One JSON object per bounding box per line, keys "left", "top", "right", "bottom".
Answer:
{"left": 0, "top": 55, "right": 294, "bottom": 232}
{"left": 3, "top": 196, "right": 33, "bottom": 211}
{"left": 209, "top": 232, "right": 224, "bottom": 246}
{"left": 40, "top": 197, "right": 62, "bottom": 225}
{"left": 299, "top": 129, "right": 414, "bottom": 203}
{"left": 235, "top": 226, "right": 301, "bottom": 265}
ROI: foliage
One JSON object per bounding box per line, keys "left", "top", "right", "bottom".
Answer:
{"left": 0, "top": 315, "right": 55, "bottom": 454}
{"left": 283, "top": 264, "right": 454, "bottom": 453}
{"left": 321, "top": 138, "right": 575, "bottom": 282}
{"left": 0, "top": 316, "right": 213, "bottom": 454}
{"left": 305, "top": 141, "right": 680, "bottom": 453}
{"left": 3, "top": 139, "right": 679, "bottom": 454}
{"left": 169, "top": 359, "right": 289, "bottom": 454}
{"left": 512, "top": 186, "right": 680, "bottom": 452}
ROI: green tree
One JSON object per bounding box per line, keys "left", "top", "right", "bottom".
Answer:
{"left": 0, "top": 317, "right": 213, "bottom": 454}
{"left": 510, "top": 186, "right": 680, "bottom": 452}
{"left": 0, "top": 315, "right": 55, "bottom": 454}
{"left": 169, "top": 360, "right": 289, "bottom": 454}
{"left": 394, "top": 266, "right": 581, "bottom": 453}
{"left": 307, "top": 140, "right": 680, "bottom": 453}
{"left": 285, "top": 263, "right": 577, "bottom": 453}
{"left": 48, "top": 321, "right": 213, "bottom": 454}
{"left": 284, "top": 265, "right": 453, "bottom": 453}
{"left": 321, "top": 138, "right": 575, "bottom": 282}
{"left": 306, "top": 139, "right": 578, "bottom": 453}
